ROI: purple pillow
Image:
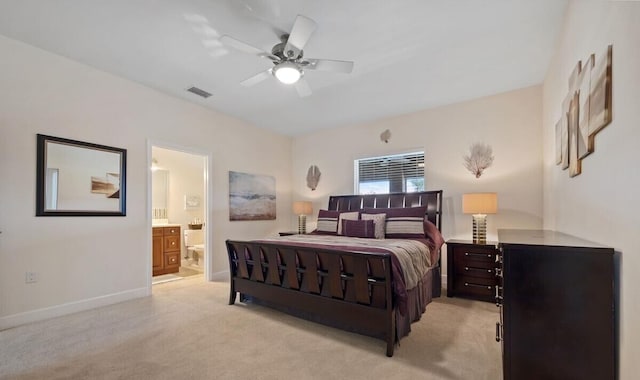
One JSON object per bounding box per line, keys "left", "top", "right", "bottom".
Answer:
{"left": 315, "top": 209, "right": 340, "bottom": 235}
{"left": 424, "top": 220, "right": 445, "bottom": 252}
{"left": 364, "top": 206, "right": 427, "bottom": 238}
{"left": 341, "top": 219, "right": 376, "bottom": 239}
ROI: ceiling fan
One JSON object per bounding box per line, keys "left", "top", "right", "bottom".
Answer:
{"left": 220, "top": 15, "right": 354, "bottom": 97}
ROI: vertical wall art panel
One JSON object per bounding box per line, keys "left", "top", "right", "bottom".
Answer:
{"left": 568, "top": 92, "right": 581, "bottom": 177}
{"left": 555, "top": 45, "right": 612, "bottom": 177}
{"left": 589, "top": 45, "right": 613, "bottom": 137}
{"left": 577, "top": 54, "right": 594, "bottom": 159}
{"left": 229, "top": 171, "right": 276, "bottom": 221}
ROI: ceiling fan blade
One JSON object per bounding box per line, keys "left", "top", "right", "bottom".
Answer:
{"left": 294, "top": 79, "right": 312, "bottom": 98}
{"left": 285, "top": 15, "right": 317, "bottom": 51}
{"left": 220, "top": 35, "right": 279, "bottom": 61}
{"left": 240, "top": 69, "right": 272, "bottom": 87}
{"left": 306, "top": 59, "right": 354, "bottom": 74}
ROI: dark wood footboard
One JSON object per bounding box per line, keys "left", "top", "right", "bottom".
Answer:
{"left": 226, "top": 240, "right": 396, "bottom": 356}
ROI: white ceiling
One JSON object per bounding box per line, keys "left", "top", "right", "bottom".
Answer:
{"left": 0, "top": 0, "right": 567, "bottom": 136}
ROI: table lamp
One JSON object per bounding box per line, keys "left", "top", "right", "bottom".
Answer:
{"left": 292, "top": 201, "right": 313, "bottom": 234}
{"left": 462, "top": 193, "right": 497, "bottom": 243}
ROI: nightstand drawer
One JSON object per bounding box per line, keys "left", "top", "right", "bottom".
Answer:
{"left": 455, "top": 264, "right": 496, "bottom": 278}
{"left": 453, "top": 247, "right": 496, "bottom": 264}
{"left": 453, "top": 276, "right": 495, "bottom": 298}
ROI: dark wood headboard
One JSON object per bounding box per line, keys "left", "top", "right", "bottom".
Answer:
{"left": 327, "top": 190, "right": 443, "bottom": 231}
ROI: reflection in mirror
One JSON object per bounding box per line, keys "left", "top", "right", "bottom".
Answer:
{"left": 36, "top": 134, "right": 127, "bottom": 216}
{"left": 45, "top": 168, "right": 59, "bottom": 210}
{"left": 152, "top": 169, "right": 169, "bottom": 221}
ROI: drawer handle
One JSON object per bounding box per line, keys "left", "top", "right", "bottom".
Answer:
{"left": 464, "top": 266, "right": 493, "bottom": 273}
{"left": 171, "top": 242, "right": 176, "bottom": 246}
{"left": 464, "top": 252, "right": 493, "bottom": 259}
{"left": 464, "top": 282, "right": 492, "bottom": 290}
{"left": 496, "top": 322, "right": 501, "bottom": 342}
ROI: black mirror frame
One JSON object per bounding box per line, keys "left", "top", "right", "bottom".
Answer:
{"left": 36, "top": 134, "right": 127, "bottom": 216}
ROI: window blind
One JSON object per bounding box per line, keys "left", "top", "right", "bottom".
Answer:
{"left": 355, "top": 151, "right": 425, "bottom": 194}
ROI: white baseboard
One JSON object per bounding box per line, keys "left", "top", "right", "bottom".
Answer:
{"left": 0, "top": 286, "right": 149, "bottom": 331}
{"left": 209, "top": 270, "right": 229, "bottom": 282}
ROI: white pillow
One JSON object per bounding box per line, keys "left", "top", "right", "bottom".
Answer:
{"left": 362, "top": 213, "right": 386, "bottom": 239}
{"left": 337, "top": 212, "right": 360, "bottom": 235}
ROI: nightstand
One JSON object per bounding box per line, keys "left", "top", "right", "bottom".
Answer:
{"left": 278, "top": 231, "right": 299, "bottom": 236}
{"left": 446, "top": 239, "right": 499, "bottom": 302}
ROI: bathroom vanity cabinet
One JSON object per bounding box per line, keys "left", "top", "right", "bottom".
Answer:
{"left": 152, "top": 226, "right": 181, "bottom": 276}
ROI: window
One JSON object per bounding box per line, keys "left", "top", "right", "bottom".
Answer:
{"left": 354, "top": 151, "right": 425, "bottom": 194}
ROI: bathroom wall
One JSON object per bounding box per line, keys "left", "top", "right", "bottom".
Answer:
{"left": 0, "top": 34, "right": 292, "bottom": 328}
{"left": 152, "top": 146, "right": 205, "bottom": 259}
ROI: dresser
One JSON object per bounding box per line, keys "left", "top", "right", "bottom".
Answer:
{"left": 152, "top": 225, "right": 181, "bottom": 276}
{"left": 446, "top": 239, "right": 499, "bottom": 302}
{"left": 497, "top": 229, "right": 615, "bottom": 380}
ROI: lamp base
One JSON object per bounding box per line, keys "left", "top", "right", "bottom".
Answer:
{"left": 472, "top": 214, "right": 487, "bottom": 243}
{"left": 297, "top": 214, "right": 307, "bottom": 234}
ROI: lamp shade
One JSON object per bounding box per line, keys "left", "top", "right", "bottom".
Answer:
{"left": 274, "top": 62, "right": 302, "bottom": 84}
{"left": 293, "top": 201, "right": 313, "bottom": 215}
{"left": 462, "top": 193, "right": 497, "bottom": 214}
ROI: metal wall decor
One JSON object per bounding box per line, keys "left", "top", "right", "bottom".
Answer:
{"left": 306, "top": 165, "right": 321, "bottom": 191}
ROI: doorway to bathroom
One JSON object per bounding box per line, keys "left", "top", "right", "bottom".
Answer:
{"left": 150, "top": 144, "right": 209, "bottom": 287}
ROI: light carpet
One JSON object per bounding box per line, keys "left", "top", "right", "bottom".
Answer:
{"left": 0, "top": 276, "right": 502, "bottom": 380}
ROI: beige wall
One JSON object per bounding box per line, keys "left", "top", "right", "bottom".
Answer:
{"left": 292, "top": 85, "right": 544, "bottom": 276}
{"left": 0, "top": 35, "right": 292, "bottom": 328}
{"left": 542, "top": 1, "right": 640, "bottom": 377}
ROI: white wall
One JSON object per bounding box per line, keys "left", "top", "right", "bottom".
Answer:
{"left": 542, "top": 1, "right": 640, "bottom": 377}
{"left": 0, "top": 35, "right": 292, "bottom": 328}
{"left": 292, "top": 85, "right": 544, "bottom": 275}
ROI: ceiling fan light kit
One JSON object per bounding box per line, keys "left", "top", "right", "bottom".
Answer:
{"left": 273, "top": 62, "right": 302, "bottom": 84}
{"left": 220, "top": 14, "right": 354, "bottom": 97}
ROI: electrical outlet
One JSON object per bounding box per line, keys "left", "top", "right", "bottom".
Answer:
{"left": 25, "top": 272, "right": 38, "bottom": 283}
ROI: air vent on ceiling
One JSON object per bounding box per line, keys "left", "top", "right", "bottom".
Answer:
{"left": 187, "top": 86, "right": 212, "bottom": 99}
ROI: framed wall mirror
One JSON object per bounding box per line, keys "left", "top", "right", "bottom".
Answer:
{"left": 36, "top": 134, "right": 127, "bottom": 216}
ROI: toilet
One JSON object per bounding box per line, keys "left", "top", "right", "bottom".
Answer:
{"left": 183, "top": 229, "right": 205, "bottom": 266}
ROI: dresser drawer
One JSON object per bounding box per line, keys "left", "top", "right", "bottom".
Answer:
{"left": 163, "top": 226, "right": 180, "bottom": 236}
{"left": 165, "top": 253, "right": 180, "bottom": 267}
{"left": 164, "top": 235, "right": 180, "bottom": 252}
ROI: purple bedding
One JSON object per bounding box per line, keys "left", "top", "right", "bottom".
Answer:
{"left": 256, "top": 235, "right": 439, "bottom": 319}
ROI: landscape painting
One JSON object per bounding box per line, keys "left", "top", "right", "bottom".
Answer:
{"left": 229, "top": 171, "right": 276, "bottom": 221}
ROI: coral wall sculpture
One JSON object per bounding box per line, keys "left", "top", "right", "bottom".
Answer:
{"left": 464, "top": 143, "right": 494, "bottom": 178}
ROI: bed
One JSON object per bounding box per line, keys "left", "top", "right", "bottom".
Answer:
{"left": 226, "top": 190, "right": 443, "bottom": 356}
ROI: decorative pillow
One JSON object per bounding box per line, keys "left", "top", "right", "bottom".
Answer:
{"left": 342, "top": 219, "right": 376, "bottom": 239}
{"left": 361, "top": 213, "right": 386, "bottom": 239}
{"left": 364, "top": 206, "right": 427, "bottom": 238}
{"left": 315, "top": 210, "right": 341, "bottom": 235}
{"left": 337, "top": 211, "right": 360, "bottom": 235}
{"left": 424, "top": 220, "right": 445, "bottom": 252}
